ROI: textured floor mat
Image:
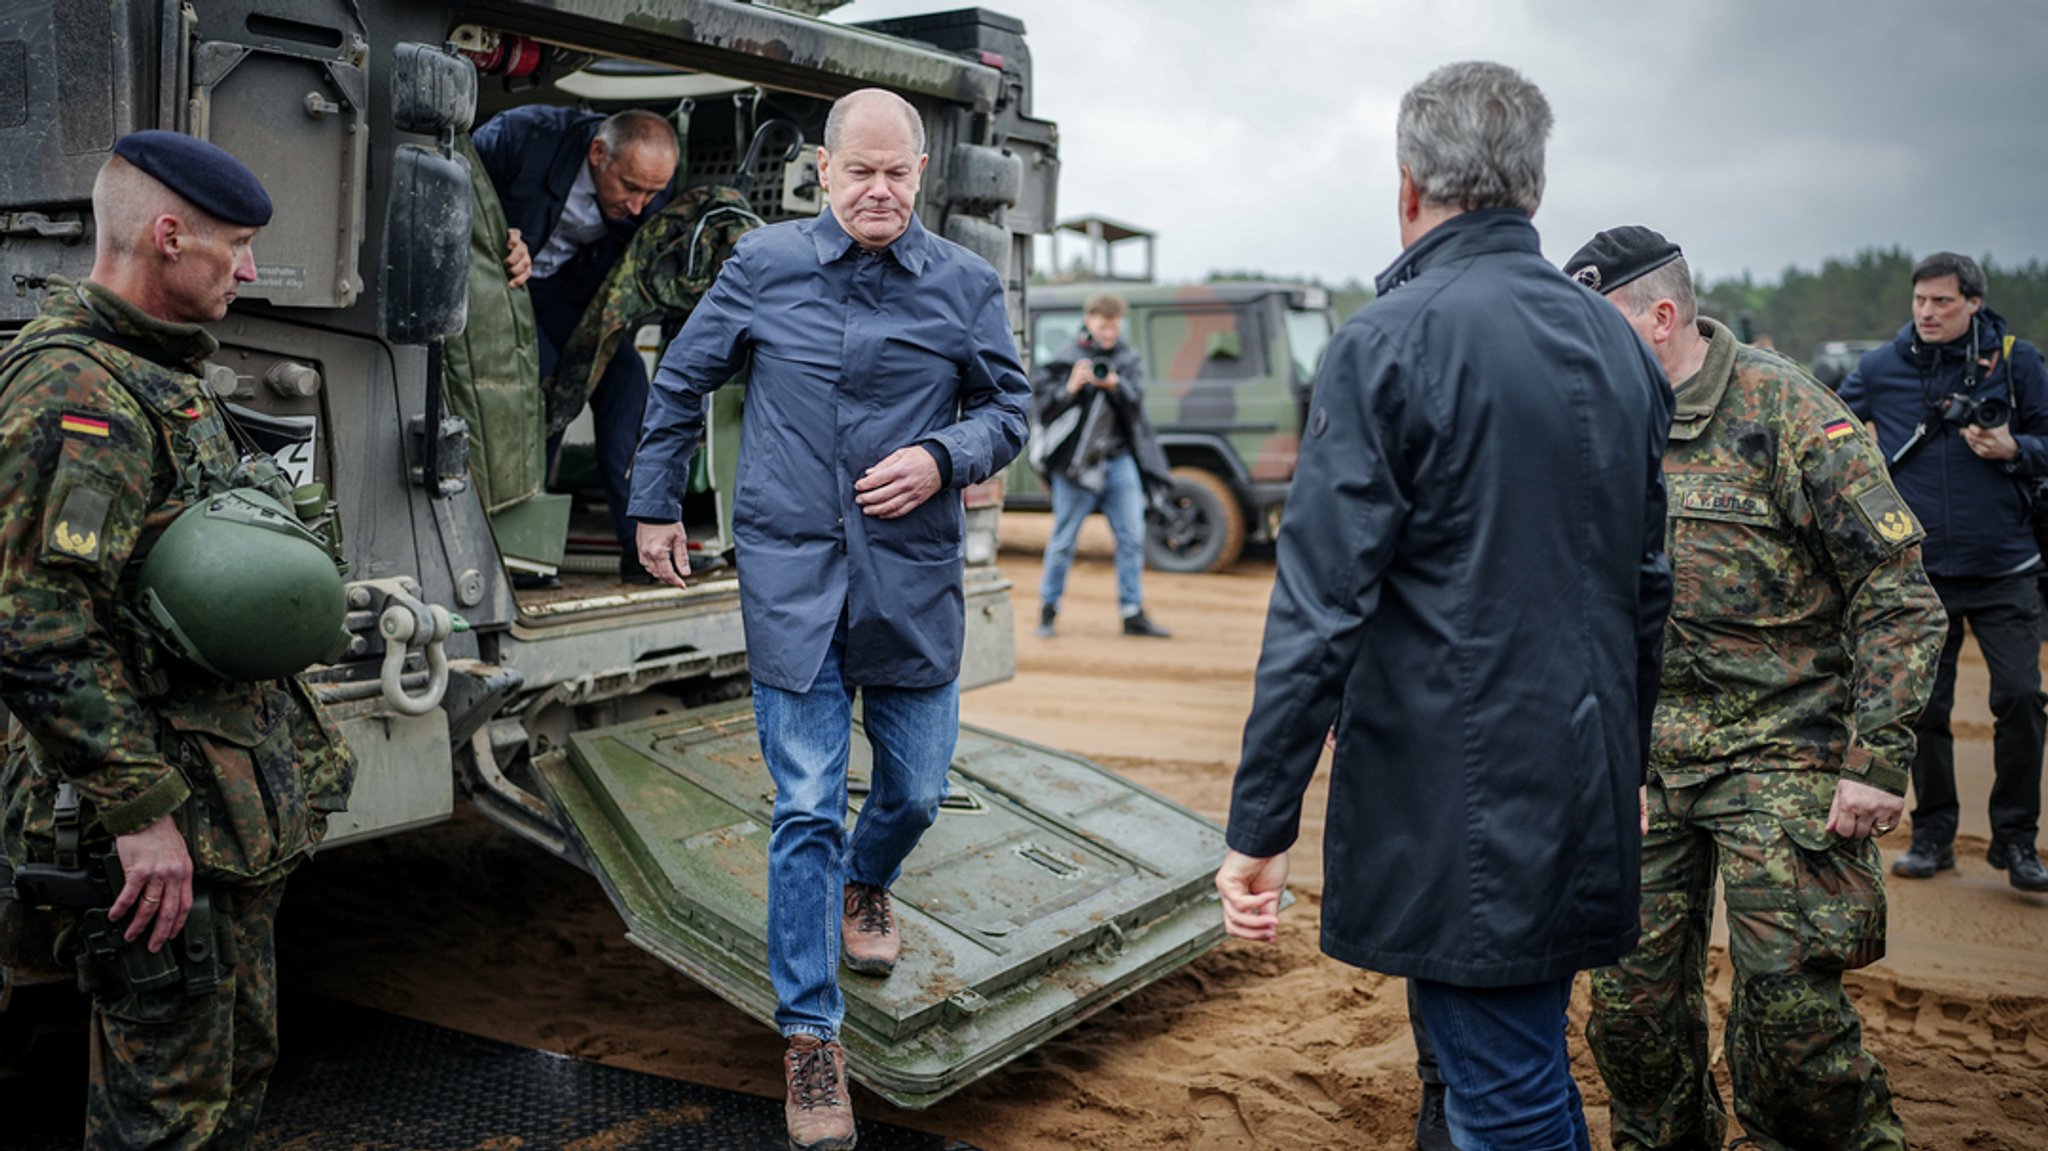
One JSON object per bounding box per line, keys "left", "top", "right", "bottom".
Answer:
{"left": 2, "top": 995, "right": 976, "bottom": 1150}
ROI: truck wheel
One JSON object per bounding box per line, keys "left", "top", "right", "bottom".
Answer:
{"left": 1146, "top": 467, "right": 1246, "bottom": 573}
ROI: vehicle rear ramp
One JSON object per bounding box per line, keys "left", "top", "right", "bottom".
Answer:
{"left": 536, "top": 700, "right": 1228, "bottom": 1108}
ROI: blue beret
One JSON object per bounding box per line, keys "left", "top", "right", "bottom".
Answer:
{"left": 1565, "top": 226, "right": 1682, "bottom": 295}
{"left": 111, "top": 130, "right": 273, "bottom": 228}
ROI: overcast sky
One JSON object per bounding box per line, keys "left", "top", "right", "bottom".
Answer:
{"left": 830, "top": 0, "right": 2048, "bottom": 289}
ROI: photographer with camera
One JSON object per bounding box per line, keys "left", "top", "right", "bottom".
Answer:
{"left": 1840, "top": 252, "right": 2048, "bottom": 892}
{"left": 1032, "top": 292, "right": 1173, "bottom": 639}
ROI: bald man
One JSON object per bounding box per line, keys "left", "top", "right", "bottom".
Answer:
{"left": 0, "top": 132, "right": 353, "bottom": 1148}
{"left": 628, "top": 88, "right": 1028, "bottom": 1150}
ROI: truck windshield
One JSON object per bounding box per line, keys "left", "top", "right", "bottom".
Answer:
{"left": 1284, "top": 307, "right": 1333, "bottom": 389}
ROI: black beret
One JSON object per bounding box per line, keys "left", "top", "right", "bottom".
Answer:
{"left": 1564, "top": 226, "right": 1681, "bottom": 295}
{"left": 112, "top": 130, "right": 273, "bottom": 227}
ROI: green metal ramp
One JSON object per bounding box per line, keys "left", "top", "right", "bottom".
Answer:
{"left": 536, "top": 701, "right": 1227, "bottom": 1109}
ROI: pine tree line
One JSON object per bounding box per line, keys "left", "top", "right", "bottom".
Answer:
{"left": 1696, "top": 247, "right": 2048, "bottom": 363}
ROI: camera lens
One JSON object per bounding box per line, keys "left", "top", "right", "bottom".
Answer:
{"left": 1090, "top": 360, "right": 1111, "bottom": 380}
{"left": 1973, "top": 396, "right": 2011, "bottom": 428}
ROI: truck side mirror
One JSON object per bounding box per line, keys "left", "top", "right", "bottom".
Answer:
{"left": 379, "top": 146, "right": 471, "bottom": 344}
{"left": 390, "top": 42, "right": 477, "bottom": 135}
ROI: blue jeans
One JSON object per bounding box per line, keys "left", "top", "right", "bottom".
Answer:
{"left": 1410, "top": 975, "right": 1590, "bottom": 1151}
{"left": 1039, "top": 452, "right": 1147, "bottom": 615}
{"left": 751, "top": 641, "right": 958, "bottom": 1040}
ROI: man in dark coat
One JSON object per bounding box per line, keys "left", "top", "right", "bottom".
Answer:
{"left": 471, "top": 106, "right": 677, "bottom": 578}
{"left": 1215, "top": 61, "right": 1673, "bottom": 1150}
{"left": 1837, "top": 253, "right": 2048, "bottom": 893}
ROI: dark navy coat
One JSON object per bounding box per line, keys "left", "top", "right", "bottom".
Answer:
{"left": 1226, "top": 209, "right": 1674, "bottom": 987}
{"left": 470, "top": 105, "right": 667, "bottom": 317}
{"left": 628, "top": 211, "right": 1029, "bottom": 692}
{"left": 1837, "top": 307, "right": 2048, "bottom": 578}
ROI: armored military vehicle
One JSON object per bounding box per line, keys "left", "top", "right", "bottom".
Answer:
{"left": 1008, "top": 281, "right": 1335, "bottom": 572}
{"left": 0, "top": 0, "right": 1229, "bottom": 1108}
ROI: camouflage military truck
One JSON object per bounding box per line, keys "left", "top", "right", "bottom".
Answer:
{"left": 1007, "top": 281, "right": 1335, "bottom": 572}
{"left": 1809, "top": 339, "right": 1883, "bottom": 391}
{"left": 0, "top": 0, "right": 1231, "bottom": 1109}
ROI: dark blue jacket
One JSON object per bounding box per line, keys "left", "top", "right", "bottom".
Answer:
{"left": 1225, "top": 209, "right": 1673, "bottom": 987}
{"left": 470, "top": 105, "right": 669, "bottom": 318}
{"left": 628, "top": 211, "right": 1029, "bottom": 692}
{"left": 1838, "top": 307, "right": 2048, "bottom": 578}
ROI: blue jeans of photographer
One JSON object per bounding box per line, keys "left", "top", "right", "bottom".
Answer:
{"left": 1040, "top": 452, "right": 1147, "bottom": 615}
{"left": 752, "top": 639, "right": 958, "bottom": 1040}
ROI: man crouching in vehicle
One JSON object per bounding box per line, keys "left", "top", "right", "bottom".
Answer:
{"left": 0, "top": 132, "right": 354, "bottom": 1149}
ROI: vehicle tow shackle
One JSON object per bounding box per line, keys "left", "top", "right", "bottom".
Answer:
{"left": 375, "top": 586, "right": 467, "bottom": 716}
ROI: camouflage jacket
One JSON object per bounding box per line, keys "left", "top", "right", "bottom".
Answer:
{"left": 0, "top": 281, "right": 353, "bottom": 885}
{"left": 543, "top": 185, "right": 760, "bottom": 439}
{"left": 1653, "top": 318, "right": 1946, "bottom": 796}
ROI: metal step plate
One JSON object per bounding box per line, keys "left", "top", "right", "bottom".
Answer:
{"left": 1, "top": 994, "right": 974, "bottom": 1150}
{"left": 539, "top": 700, "right": 1226, "bottom": 1108}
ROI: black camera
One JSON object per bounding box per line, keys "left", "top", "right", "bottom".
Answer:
{"left": 1940, "top": 392, "right": 2010, "bottom": 429}
{"left": 1089, "top": 359, "right": 1111, "bottom": 381}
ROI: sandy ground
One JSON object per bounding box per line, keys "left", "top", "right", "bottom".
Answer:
{"left": 276, "top": 512, "right": 2048, "bottom": 1150}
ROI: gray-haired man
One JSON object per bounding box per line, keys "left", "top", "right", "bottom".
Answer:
{"left": 1215, "top": 62, "right": 1672, "bottom": 1150}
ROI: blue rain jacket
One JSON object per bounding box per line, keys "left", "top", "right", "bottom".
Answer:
{"left": 628, "top": 211, "right": 1028, "bottom": 691}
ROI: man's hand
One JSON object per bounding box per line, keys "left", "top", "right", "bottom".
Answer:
{"left": 1962, "top": 422, "right": 2020, "bottom": 461}
{"left": 504, "top": 227, "right": 532, "bottom": 289}
{"left": 1067, "top": 360, "right": 1092, "bottom": 395}
{"left": 1640, "top": 784, "right": 1650, "bottom": 836}
{"left": 1215, "top": 849, "right": 1288, "bottom": 942}
{"left": 110, "top": 816, "right": 193, "bottom": 953}
{"left": 855, "top": 447, "right": 942, "bottom": 519}
{"left": 1827, "top": 777, "right": 1906, "bottom": 840}
{"left": 635, "top": 521, "right": 692, "bottom": 589}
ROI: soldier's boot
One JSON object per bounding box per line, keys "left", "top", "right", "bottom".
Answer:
{"left": 841, "top": 882, "right": 899, "bottom": 975}
{"left": 1415, "top": 1080, "right": 1457, "bottom": 1151}
{"left": 1036, "top": 603, "right": 1057, "bottom": 638}
{"left": 1889, "top": 842, "right": 1954, "bottom": 879}
{"left": 784, "top": 1035, "right": 856, "bottom": 1151}
{"left": 1988, "top": 843, "right": 2048, "bottom": 892}
{"left": 1121, "top": 609, "right": 1171, "bottom": 638}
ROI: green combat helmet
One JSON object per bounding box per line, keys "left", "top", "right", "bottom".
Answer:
{"left": 136, "top": 487, "right": 350, "bottom": 681}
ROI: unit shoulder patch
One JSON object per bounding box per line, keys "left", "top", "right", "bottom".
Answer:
{"left": 1851, "top": 479, "right": 1921, "bottom": 550}
{"left": 44, "top": 482, "right": 111, "bottom": 564}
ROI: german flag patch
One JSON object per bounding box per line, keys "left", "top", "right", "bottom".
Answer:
{"left": 1822, "top": 418, "right": 1856, "bottom": 443}
{"left": 59, "top": 412, "right": 110, "bottom": 438}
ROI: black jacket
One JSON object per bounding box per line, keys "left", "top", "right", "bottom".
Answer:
{"left": 1837, "top": 307, "right": 2048, "bottom": 578}
{"left": 1031, "top": 328, "right": 1172, "bottom": 501}
{"left": 1225, "top": 209, "right": 1674, "bottom": 986}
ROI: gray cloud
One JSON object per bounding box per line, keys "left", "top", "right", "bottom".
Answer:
{"left": 832, "top": 0, "right": 2048, "bottom": 285}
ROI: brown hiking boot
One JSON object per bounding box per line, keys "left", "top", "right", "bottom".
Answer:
{"left": 841, "top": 882, "right": 899, "bottom": 976}
{"left": 783, "top": 1034, "right": 856, "bottom": 1150}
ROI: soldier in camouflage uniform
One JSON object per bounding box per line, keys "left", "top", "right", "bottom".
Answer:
{"left": 1566, "top": 228, "right": 1945, "bottom": 1151}
{"left": 0, "top": 132, "right": 353, "bottom": 1149}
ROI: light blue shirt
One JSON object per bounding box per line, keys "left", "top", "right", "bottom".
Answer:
{"left": 629, "top": 211, "right": 1029, "bottom": 692}
{"left": 529, "top": 161, "right": 606, "bottom": 281}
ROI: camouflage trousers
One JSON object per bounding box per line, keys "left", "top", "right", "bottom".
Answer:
{"left": 84, "top": 880, "right": 285, "bottom": 1150}
{"left": 1586, "top": 771, "right": 1903, "bottom": 1151}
